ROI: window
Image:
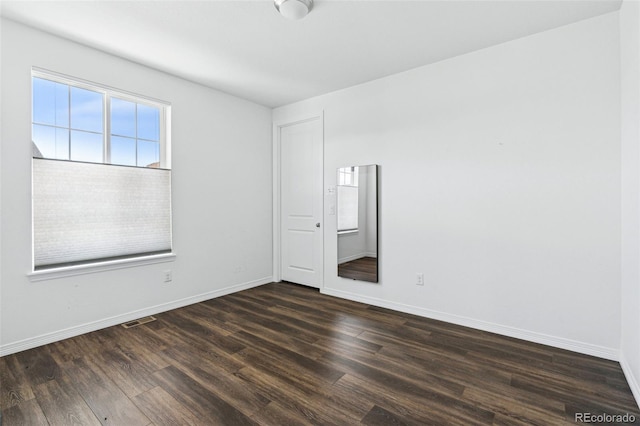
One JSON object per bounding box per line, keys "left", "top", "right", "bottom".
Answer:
{"left": 110, "top": 98, "right": 161, "bottom": 167}
{"left": 337, "top": 166, "right": 359, "bottom": 233}
{"left": 338, "top": 166, "right": 358, "bottom": 187}
{"left": 31, "top": 69, "right": 172, "bottom": 274}
{"left": 32, "top": 73, "right": 166, "bottom": 167}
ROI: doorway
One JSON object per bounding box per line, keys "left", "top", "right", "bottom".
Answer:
{"left": 273, "top": 114, "right": 323, "bottom": 288}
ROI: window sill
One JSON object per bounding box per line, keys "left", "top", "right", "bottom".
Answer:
{"left": 28, "top": 253, "right": 176, "bottom": 282}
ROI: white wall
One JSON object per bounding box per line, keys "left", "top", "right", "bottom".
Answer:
{"left": 274, "top": 12, "right": 622, "bottom": 359}
{"left": 620, "top": 0, "right": 640, "bottom": 405}
{"left": 0, "top": 19, "right": 273, "bottom": 355}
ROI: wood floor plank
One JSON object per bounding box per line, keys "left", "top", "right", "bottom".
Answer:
{"left": 133, "top": 386, "right": 207, "bottom": 426}
{"left": 160, "top": 345, "right": 270, "bottom": 417}
{"left": 358, "top": 328, "right": 469, "bottom": 358}
{"left": 173, "top": 301, "right": 241, "bottom": 336}
{"left": 250, "top": 400, "right": 319, "bottom": 426}
{"left": 1, "top": 281, "right": 638, "bottom": 425}
{"left": 32, "top": 379, "right": 101, "bottom": 426}
{"left": 247, "top": 287, "right": 365, "bottom": 336}
{"left": 322, "top": 349, "right": 465, "bottom": 398}
{"left": 378, "top": 345, "right": 513, "bottom": 389}
{"left": 234, "top": 366, "right": 365, "bottom": 425}
{"left": 88, "top": 326, "right": 171, "bottom": 374}
{"left": 360, "top": 404, "right": 410, "bottom": 426}
{"left": 214, "top": 295, "right": 322, "bottom": 344}
{"left": 378, "top": 345, "right": 568, "bottom": 418}
{"left": 232, "top": 346, "right": 340, "bottom": 397}
{"left": 157, "top": 328, "right": 246, "bottom": 374}
{"left": 0, "top": 398, "right": 49, "bottom": 426}
{"left": 320, "top": 352, "right": 495, "bottom": 424}
{"left": 159, "top": 308, "right": 229, "bottom": 342}
{"left": 462, "top": 385, "right": 574, "bottom": 425}
{"left": 311, "top": 333, "right": 383, "bottom": 361}
{"left": 14, "top": 348, "right": 60, "bottom": 387}
{"left": 151, "top": 365, "right": 258, "bottom": 425}
{"left": 511, "top": 372, "right": 640, "bottom": 416}
{"left": 93, "top": 347, "right": 158, "bottom": 398}
{"left": 338, "top": 257, "right": 378, "bottom": 281}
{"left": 216, "top": 306, "right": 328, "bottom": 359}
{"left": 230, "top": 330, "right": 345, "bottom": 384}
{"left": 332, "top": 373, "right": 470, "bottom": 426}
{"left": 0, "top": 356, "right": 35, "bottom": 411}
{"left": 63, "top": 357, "right": 150, "bottom": 425}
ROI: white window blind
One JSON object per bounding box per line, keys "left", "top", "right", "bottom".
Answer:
{"left": 33, "top": 158, "right": 172, "bottom": 270}
{"left": 337, "top": 185, "right": 359, "bottom": 232}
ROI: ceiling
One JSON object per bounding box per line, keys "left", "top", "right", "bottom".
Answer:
{"left": 1, "top": 0, "right": 621, "bottom": 108}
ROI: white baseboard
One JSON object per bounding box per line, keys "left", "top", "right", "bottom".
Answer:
{"left": 0, "top": 276, "right": 272, "bottom": 357}
{"left": 338, "top": 253, "right": 378, "bottom": 265}
{"left": 338, "top": 253, "right": 366, "bottom": 264}
{"left": 620, "top": 354, "right": 640, "bottom": 409}
{"left": 321, "top": 287, "right": 619, "bottom": 361}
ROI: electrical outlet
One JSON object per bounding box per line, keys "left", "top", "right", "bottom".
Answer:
{"left": 416, "top": 273, "right": 424, "bottom": 286}
{"left": 164, "top": 270, "right": 172, "bottom": 283}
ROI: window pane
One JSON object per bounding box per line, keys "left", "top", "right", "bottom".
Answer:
{"left": 111, "top": 98, "right": 136, "bottom": 138}
{"left": 32, "top": 124, "right": 55, "bottom": 157}
{"left": 55, "top": 128, "right": 70, "bottom": 159}
{"left": 111, "top": 136, "right": 136, "bottom": 166}
{"left": 71, "top": 87, "right": 103, "bottom": 133}
{"left": 32, "top": 125, "right": 69, "bottom": 160}
{"left": 71, "top": 130, "right": 103, "bottom": 163}
{"left": 137, "top": 104, "right": 160, "bottom": 141}
{"left": 33, "top": 78, "right": 70, "bottom": 126}
{"left": 54, "top": 83, "right": 69, "bottom": 127}
{"left": 137, "top": 140, "right": 159, "bottom": 168}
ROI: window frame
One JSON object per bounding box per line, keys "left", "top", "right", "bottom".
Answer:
{"left": 338, "top": 166, "right": 359, "bottom": 187}
{"left": 337, "top": 166, "right": 360, "bottom": 233}
{"left": 29, "top": 68, "right": 174, "bottom": 281}
{"left": 32, "top": 67, "right": 171, "bottom": 169}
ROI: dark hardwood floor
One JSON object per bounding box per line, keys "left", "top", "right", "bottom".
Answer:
{"left": 1, "top": 282, "right": 638, "bottom": 425}
{"left": 338, "top": 257, "right": 377, "bottom": 282}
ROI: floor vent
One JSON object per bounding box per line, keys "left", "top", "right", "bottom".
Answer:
{"left": 121, "top": 316, "right": 156, "bottom": 329}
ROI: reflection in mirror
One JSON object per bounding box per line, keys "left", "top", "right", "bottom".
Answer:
{"left": 337, "top": 164, "right": 378, "bottom": 283}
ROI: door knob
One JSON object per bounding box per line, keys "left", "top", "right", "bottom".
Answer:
{"left": 316, "top": 223, "right": 321, "bottom": 228}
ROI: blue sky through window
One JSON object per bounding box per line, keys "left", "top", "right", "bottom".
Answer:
{"left": 138, "top": 140, "right": 160, "bottom": 167}
{"left": 70, "top": 87, "right": 103, "bottom": 133}
{"left": 111, "top": 98, "right": 136, "bottom": 138}
{"left": 110, "top": 97, "right": 161, "bottom": 167}
{"left": 137, "top": 104, "right": 160, "bottom": 141}
{"left": 33, "top": 77, "right": 69, "bottom": 127}
{"left": 111, "top": 136, "right": 136, "bottom": 166}
{"left": 33, "top": 76, "right": 162, "bottom": 168}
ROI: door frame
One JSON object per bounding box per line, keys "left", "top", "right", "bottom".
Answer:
{"left": 272, "top": 111, "right": 324, "bottom": 287}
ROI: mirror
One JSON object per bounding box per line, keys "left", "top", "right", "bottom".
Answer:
{"left": 337, "top": 164, "right": 378, "bottom": 282}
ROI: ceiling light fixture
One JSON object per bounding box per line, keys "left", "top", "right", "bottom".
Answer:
{"left": 274, "top": 0, "right": 313, "bottom": 20}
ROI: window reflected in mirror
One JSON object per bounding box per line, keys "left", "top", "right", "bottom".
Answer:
{"left": 337, "top": 164, "right": 378, "bottom": 283}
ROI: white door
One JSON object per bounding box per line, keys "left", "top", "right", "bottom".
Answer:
{"left": 279, "top": 117, "right": 323, "bottom": 288}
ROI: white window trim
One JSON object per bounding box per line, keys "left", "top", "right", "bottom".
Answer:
{"left": 28, "top": 252, "right": 176, "bottom": 282}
